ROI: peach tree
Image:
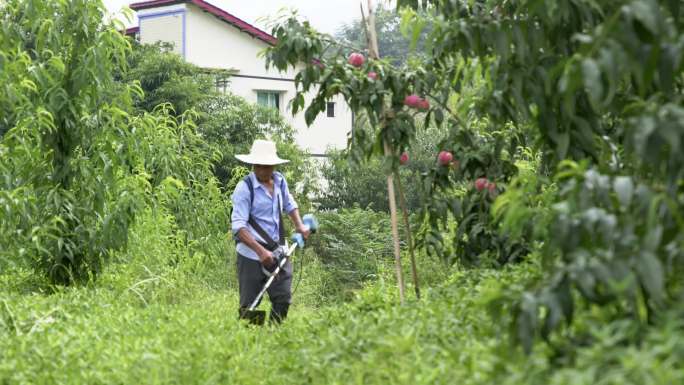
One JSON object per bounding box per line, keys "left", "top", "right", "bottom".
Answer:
{"left": 266, "top": 9, "right": 523, "bottom": 269}
{"left": 0, "top": 0, "right": 222, "bottom": 284}
{"left": 396, "top": 0, "right": 684, "bottom": 352}
{"left": 266, "top": 0, "right": 684, "bottom": 350}
{"left": 0, "top": 0, "right": 149, "bottom": 284}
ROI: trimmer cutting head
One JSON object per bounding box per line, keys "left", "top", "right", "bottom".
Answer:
{"left": 239, "top": 308, "right": 266, "bottom": 325}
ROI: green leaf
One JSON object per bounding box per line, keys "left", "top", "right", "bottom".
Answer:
{"left": 632, "top": 116, "right": 656, "bottom": 156}
{"left": 576, "top": 270, "right": 597, "bottom": 301}
{"left": 494, "top": 30, "right": 510, "bottom": 61}
{"left": 541, "top": 293, "right": 562, "bottom": 340}
{"left": 517, "top": 294, "right": 537, "bottom": 354}
{"left": 631, "top": 0, "right": 659, "bottom": 35}
{"left": 635, "top": 251, "right": 665, "bottom": 306}
{"left": 556, "top": 131, "right": 570, "bottom": 159}
{"left": 643, "top": 225, "right": 663, "bottom": 253}
{"left": 581, "top": 58, "right": 602, "bottom": 110}
{"left": 557, "top": 277, "right": 574, "bottom": 325}
{"left": 613, "top": 176, "right": 634, "bottom": 208}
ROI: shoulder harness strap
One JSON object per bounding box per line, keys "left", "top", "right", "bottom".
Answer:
{"left": 244, "top": 174, "right": 280, "bottom": 251}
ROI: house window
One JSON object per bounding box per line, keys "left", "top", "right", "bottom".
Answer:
{"left": 326, "top": 102, "right": 335, "bottom": 117}
{"left": 215, "top": 78, "right": 229, "bottom": 94}
{"left": 257, "top": 91, "right": 280, "bottom": 111}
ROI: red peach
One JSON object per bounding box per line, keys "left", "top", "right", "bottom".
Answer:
{"left": 348, "top": 53, "right": 365, "bottom": 68}
{"left": 404, "top": 94, "right": 421, "bottom": 108}
{"left": 399, "top": 152, "right": 409, "bottom": 165}
{"left": 438, "top": 151, "right": 453, "bottom": 166}
{"left": 475, "top": 178, "right": 488, "bottom": 191}
{"left": 417, "top": 98, "right": 430, "bottom": 110}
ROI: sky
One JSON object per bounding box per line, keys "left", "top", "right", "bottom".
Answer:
{"left": 103, "top": 0, "right": 381, "bottom": 36}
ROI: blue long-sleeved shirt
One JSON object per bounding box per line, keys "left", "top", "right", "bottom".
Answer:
{"left": 231, "top": 172, "right": 298, "bottom": 260}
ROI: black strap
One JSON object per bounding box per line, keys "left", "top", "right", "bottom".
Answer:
{"left": 277, "top": 177, "right": 285, "bottom": 245}
{"left": 243, "top": 174, "right": 286, "bottom": 251}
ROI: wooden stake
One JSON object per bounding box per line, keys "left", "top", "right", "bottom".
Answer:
{"left": 385, "top": 144, "right": 406, "bottom": 304}
{"left": 363, "top": 0, "right": 406, "bottom": 304}
{"left": 395, "top": 172, "right": 420, "bottom": 299}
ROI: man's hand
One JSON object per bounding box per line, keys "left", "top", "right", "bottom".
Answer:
{"left": 258, "top": 248, "right": 275, "bottom": 267}
{"left": 289, "top": 209, "right": 310, "bottom": 240}
{"left": 296, "top": 225, "right": 311, "bottom": 240}
{"left": 237, "top": 227, "right": 276, "bottom": 267}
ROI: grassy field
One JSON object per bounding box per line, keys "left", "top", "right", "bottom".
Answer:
{"left": 2, "top": 209, "right": 683, "bottom": 385}
{"left": 0, "top": 266, "right": 512, "bottom": 384}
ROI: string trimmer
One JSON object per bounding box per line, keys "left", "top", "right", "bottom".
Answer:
{"left": 240, "top": 214, "right": 318, "bottom": 325}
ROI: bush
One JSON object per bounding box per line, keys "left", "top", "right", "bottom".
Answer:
{"left": 304, "top": 208, "right": 398, "bottom": 301}
{"left": 0, "top": 0, "right": 150, "bottom": 284}
{"left": 123, "top": 42, "right": 313, "bottom": 196}
{"left": 317, "top": 124, "right": 444, "bottom": 212}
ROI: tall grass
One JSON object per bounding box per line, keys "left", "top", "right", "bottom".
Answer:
{"left": 2, "top": 208, "right": 683, "bottom": 384}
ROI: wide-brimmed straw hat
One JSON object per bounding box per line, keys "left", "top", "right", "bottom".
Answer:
{"left": 235, "top": 139, "right": 290, "bottom": 165}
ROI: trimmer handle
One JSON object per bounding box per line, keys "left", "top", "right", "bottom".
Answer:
{"left": 302, "top": 214, "right": 319, "bottom": 234}
{"left": 291, "top": 233, "right": 305, "bottom": 249}
{"left": 291, "top": 214, "right": 319, "bottom": 248}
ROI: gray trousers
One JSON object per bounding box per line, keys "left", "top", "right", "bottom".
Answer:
{"left": 237, "top": 253, "right": 293, "bottom": 322}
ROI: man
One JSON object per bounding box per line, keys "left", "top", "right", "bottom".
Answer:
{"left": 231, "top": 139, "right": 310, "bottom": 324}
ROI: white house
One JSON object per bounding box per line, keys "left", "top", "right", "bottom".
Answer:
{"left": 126, "top": 0, "right": 352, "bottom": 156}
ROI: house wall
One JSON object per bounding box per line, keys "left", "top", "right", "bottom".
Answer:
{"left": 186, "top": 5, "right": 351, "bottom": 155}
{"left": 184, "top": 6, "right": 291, "bottom": 78}
{"left": 138, "top": 4, "right": 186, "bottom": 57}
{"left": 136, "top": 3, "right": 352, "bottom": 155}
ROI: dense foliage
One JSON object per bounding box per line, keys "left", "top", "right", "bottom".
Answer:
{"left": 318, "top": 125, "right": 444, "bottom": 211}
{"left": 0, "top": 0, "right": 151, "bottom": 283}
{"left": 121, "top": 43, "right": 311, "bottom": 193}
{"left": 0, "top": 0, "right": 309, "bottom": 284}
{"left": 265, "top": 0, "right": 684, "bottom": 354}
{"left": 335, "top": 6, "right": 431, "bottom": 66}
